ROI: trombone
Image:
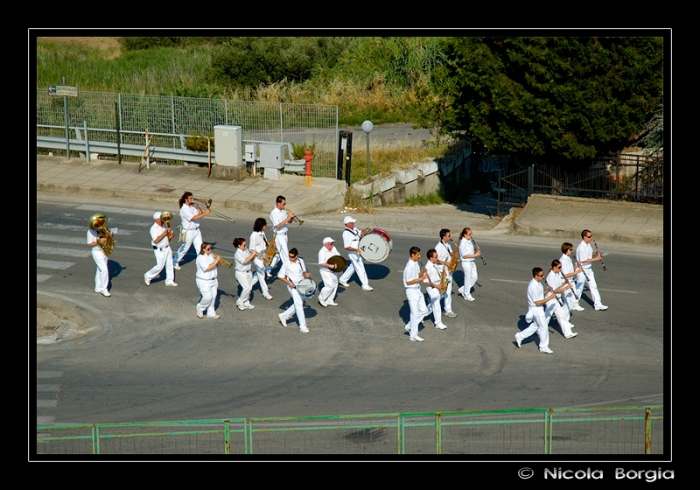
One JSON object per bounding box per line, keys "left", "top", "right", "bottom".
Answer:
{"left": 193, "top": 197, "right": 236, "bottom": 223}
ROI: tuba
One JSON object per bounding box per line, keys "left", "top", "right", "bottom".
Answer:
{"left": 263, "top": 230, "right": 278, "bottom": 267}
{"left": 88, "top": 213, "right": 114, "bottom": 255}
{"left": 161, "top": 211, "right": 175, "bottom": 241}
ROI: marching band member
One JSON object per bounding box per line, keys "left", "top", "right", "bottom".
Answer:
{"left": 457, "top": 227, "right": 480, "bottom": 301}
{"left": 338, "top": 216, "right": 373, "bottom": 291}
{"left": 87, "top": 224, "right": 111, "bottom": 297}
{"left": 403, "top": 246, "right": 430, "bottom": 342}
{"left": 269, "top": 195, "right": 295, "bottom": 269}
{"left": 173, "top": 191, "right": 211, "bottom": 270}
{"left": 546, "top": 260, "right": 577, "bottom": 339}
{"left": 559, "top": 242, "right": 584, "bottom": 312}
{"left": 195, "top": 242, "right": 221, "bottom": 319}
{"left": 424, "top": 249, "right": 448, "bottom": 330}
{"left": 233, "top": 237, "right": 259, "bottom": 311}
{"left": 144, "top": 211, "right": 177, "bottom": 287}
{"left": 575, "top": 229, "right": 608, "bottom": 311}
{"left": 277, "top": 248, "right": 311, "bottom": 333}
{"left": 515, "top": 267, "right": 558, "bottom": 354}
{"left": 317, "top": 237, "right": 341, "bottom": 307}
{"left": 249, "top": 218, "right": 274, "bottom": 299}
{"left": 434, "top": 229, "right": 457, "bottom": 317}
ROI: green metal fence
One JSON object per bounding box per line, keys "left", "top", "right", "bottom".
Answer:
{"left": 35, "top": 405, "right": 663, "bottom": 455}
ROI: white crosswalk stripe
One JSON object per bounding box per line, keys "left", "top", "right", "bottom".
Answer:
{"left": 37, "top": 259, "right": 75, "bottom": 270}
{"left": 37, "top": 246, "right": 91, "bottom": 258}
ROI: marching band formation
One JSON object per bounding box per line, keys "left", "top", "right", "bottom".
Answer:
{"left": 87, "top": 192, "right": 609, "bottom": 350}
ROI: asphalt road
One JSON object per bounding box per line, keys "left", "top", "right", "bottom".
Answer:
{"left": 35, "top": 197, "right": 664, "bottom": 424}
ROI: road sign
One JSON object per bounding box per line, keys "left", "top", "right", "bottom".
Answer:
{"left": 48, "top": 85, "right": 79, "bottom": 97}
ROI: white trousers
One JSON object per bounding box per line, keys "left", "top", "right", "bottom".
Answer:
{"left": 563, "top": 285, "right": 580, "bottom": 310}
{"left": 520, "top": 306, "right": 550, "bottom": 350}
{"left": 426, "top": 286, "right": 444, "bottom": 327}
{"left": 545, "top": 301, "right": 574, "bottom": 337}
{"left": 196, "top": 278, "right": 218, "bottom": 317}
{"left": 269, "top": 233, "right": 289, "bottom": 269}
{"left": 576, "top": 268, "right": 603, "bottom": 308}
{"left": 442, "top": 272, "right": 454, "bottom": 312}
{"left": 235, "top": 270, "right": 258, "bottom": 307}
{"left": 339, "top": 252, "right": 369, "bottom": 287}
{"left": 145, "top": 246, "right": 175, "bottom": 283}
{"left": 460, "top": 260, "right": 478, "bottom": 296}
{"left": 318, "top": 269, "right": 338, "bottom": 303}
{"left": 252, "top": 258, "right": 271, "bottom": 296}
{"left": 405, "top": 288, "right": 429, "bottom": 338}
{"left": 174, "top": 229, "right": 202, "bottom": 266}
{"left": 92, "top": 250, "right": 109, "bottom": 292}
{"left": 281, "top": 285, "right": 306, "bottom": 328}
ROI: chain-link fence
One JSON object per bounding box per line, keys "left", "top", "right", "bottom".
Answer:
{"left": 36, "top": 89, "right": 339, "bottom": 177}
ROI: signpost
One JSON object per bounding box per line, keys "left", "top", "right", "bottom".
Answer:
{"left": 48, "top": 80, "right": 79, "bottom": 157}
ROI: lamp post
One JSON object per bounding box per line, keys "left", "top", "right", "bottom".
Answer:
{"left": 362, "top": 120, "right": 373, "bottom": 178}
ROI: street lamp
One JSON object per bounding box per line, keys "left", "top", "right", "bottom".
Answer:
{"left": 362, "top": 120, "right": 373, "bottom": 178}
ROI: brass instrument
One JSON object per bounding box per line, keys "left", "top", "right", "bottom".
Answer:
{"left": 327, "top": 255, "right": 347, "bottom": 273}
{"left": 287, "top": 210, "right": 304, "bottom": 225}
{"left": 447, "top": 239, "right": 460, "bottom": 275}
{"left": 263, "top": 230, "right": 278, "bottom": 267}
{"left": 193, "top": 197, "right": 236, "bottom": 223}
{"left": 161, "top": 211, "right": 175, "bottom": 241}
{"left": 88, "top": 213, "right": 114, "bottom": 255}
{"left": 438, "top": 264, "right": 450, "bottom": 294}
{"left": 215, "top": 254, "right": 234, "bottom": 268}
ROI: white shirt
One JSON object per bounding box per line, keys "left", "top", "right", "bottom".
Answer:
{"left": 459, "top": 237, "right": 475, "bottom": 263}
{"left": 150, "top": 222, "right": 170, "bottom": 247}
{"left": 87, "top": 229, "right": 105, "bottom": 257}
{"left": 342, "top": 227, "right": 360, "bottom": 251}
{"left": 249, "top": 230, "right": 268, "bottom": 254}
{"left": 318, "top": 245, "right": 341, "bottom": 272}
{"left": 278, "top": 258, "right": 307, "bottom": 285}
{"left": 270, "top": 208, "right": 288, "bottom": 234}
{"left": 180, "top": 203, "right": 200, "bottom": 231}
{"left": 435, "top": 240, "right": 452, "bottom": 264}
{"left": 527, "top": 278, "right": 544, "bottom": 308}
{"left": 196, "top": 253, "right": 218, "bottom": 280}
{"left": 576, "top": 240, "right": 594, "bottom": 270}
{"left": 424, "top": 260, "right": 443, "bottom": 288}
{"left": 546, "top": 270, "right": 564, "bottom": 297}
{"left": 559, "top": 253, "right": 575, "bottom": 277}
{"left": 234, "top": 248, "right": 253, "bottom": 272}
{"left": 403, "top": 259, "right": 421, "bottom": 289}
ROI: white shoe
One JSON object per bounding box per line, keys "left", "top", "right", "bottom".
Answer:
{"left": 165, "top": 281, "right": 178, "bottom": 287}
{"left": 237, "top": 304, "right": 246, "bottom": 311}
{"left": 326, "top": 301, "right": 338, "bottom": 306}
{"left": 266, "top": 271, "right": 272, "bottom": 279}
{"left": 245, "top": 303, "right": 255, "bottom": 310}
{"left": 514, "top": 332, "right": 522, "bottom": 348}
{"left": 299, "top": 326, "right": 309, "bottom": 333}
{"left": 362, "top": 285, "right": 374, "bottom": 291}
{"left": 208, "top": 314, "right": 221, "bottom": 319}
{"left": 144, "top": 273, "right": 151, "bottom": 286}
{"left": 565, "top": 332, "right": 578, "bottom": 339}
{"left": 319, "top": 299, "right": 328, "bottom": 307}
{"left": 100, "top": 290, "right": 111, "bottom": 297}
{"left": 595, "top": 304, "right": 609, "bottom": 311}
{"left": 278, "top": 313, "right": 287, "bottom": 327}
{"left": 435, "top": 323, "right": 447, "bottom": 330}
{"left": 405, "top": 324, "right": 410, "bottom": 332}
{"left": 173, "top": 263, "right": 181, "bottom": 270}
{"left": 196, "top": 310, "right": 204, "bottom": 319}
{"left": 263, "top": 293, "right": 273, "bottom": 300}
{"left": 339, "top": 280, "right": 349, "bottom": 287}
{"left": 570, "top": 324, "right": 575, "bottom": 329}
{"left": 465, "top": 295, "right": 475, "bottom": 302}
{"left": 572, "top": 305, "right": 585, "bottom": 311}
{"left": 458, "top": 286, "right": 464, "bottom": 294}
{"left": 409, "top": 336, "right": 424, "bottom": 342}
{"left": 444, "top": 311, "right": 457, "bottom": 318}
{"left": 540, "top": 347, "right": 554, "bottom": 354}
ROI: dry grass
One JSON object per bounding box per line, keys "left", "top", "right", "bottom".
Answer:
{"left": 37, "top": 37, "right": 122, "bottom": 58}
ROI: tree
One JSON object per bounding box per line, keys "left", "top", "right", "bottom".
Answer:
{"left": 432, "top": 37, "right": 664, "bottom": 163}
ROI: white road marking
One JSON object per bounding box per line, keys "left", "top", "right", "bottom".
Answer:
{"left": 37, "top": 274, "right": 52, "bottom": 283}
{"left": 490, "top": 278, "right": 638, "bottom": 294}
{"left": 37, "top": 260, "right": 75, "bottom": 270}
{"left": 37, "top": 246, "right": 91, "bottom": 258}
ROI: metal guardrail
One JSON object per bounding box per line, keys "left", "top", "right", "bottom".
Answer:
{"left": 35, "top": 405, "right": 663, "bottom": 455}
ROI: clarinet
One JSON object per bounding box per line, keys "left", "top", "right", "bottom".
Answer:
{"left": 472, "top": 239, "right": 487, "bottom": 266}
{"left": 542, "top": 283, "right": 563, "bottom": 307}
{"left": 575, "top": 258, "right": 591, "bottom": 283}
{"left": 560, "top": 270, "right": 579, "bottom": 301}
{"left": 593, "top": 239, "right": 607, "bottom": 271}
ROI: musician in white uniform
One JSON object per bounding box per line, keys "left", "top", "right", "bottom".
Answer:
{"left": 269, "top": 195, "right": 295, "bottom": 270}
{"left": 457, "top": 227, "right": 480, "bottom": 301}
{"left": 144, "top": 211, "right": 177, "bottom": 287}
{"left": 514, "top": 267, "right": 557, "bottom": 354}
{"left": 545, "top": 260, "right": 577, "bottom": 339}
{"left": 87, "top": 226, "right": 110, "bottom": 297}
{"left": 559, "top": 242, "right": 584, "bottom": 312}
{"left": 403, "top": 246, "right": 430, "bottom": 342}
{"left": 249, "top": 218, "right": 273, "bottom": 299}
{"left": 424, "top": 249, "right": 448, "bottom": 330}
{"left": 173, "top": 191, "right": 211, "bottom": 270}
{"left": 233, "top": 237, "right": 259, "bottom": 311}
{"left": 338, "top": 216, "right": 373, "bottom": 291}
{"left": 317, "top": 237, "right": 341, "bottom": 307}
{"left": 434, "top": 229, "right": 457, "bottom": 317}
{"left": 277, "top": 248, "right": 311, "bottom": 333}
{"left": 195, "top": 242, "right": 221, "bottom": 319}
{"left": 575, "top": 229, "right": 608, "bottom": 311}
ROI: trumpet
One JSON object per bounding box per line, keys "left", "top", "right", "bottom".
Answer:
{"left": 287, "top": 209, "right": 304, "bottom": 225}
{"left": 193, "top": 197, "right": 235, "bottom": 223}
{"left": 214, "top": 254, "right": 233, "bottom": 268}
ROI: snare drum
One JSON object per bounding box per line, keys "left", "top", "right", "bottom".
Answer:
{"left": 296, "top": 278, "right": 317, "bottom": 298}
{"left": 358, "top": 228, "right": 393, "bottom": 263}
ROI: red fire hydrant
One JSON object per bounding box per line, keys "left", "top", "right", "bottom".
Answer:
{"left": 304, "top": 149, "right": 314, "bottom": 186}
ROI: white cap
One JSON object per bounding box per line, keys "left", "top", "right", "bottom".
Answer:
{"left": 153, "top": 211, "right": 162, "bottom": 220}
{"left": 344, "top": 216, "right": 356, "bottom": 225}
{"left": 323, "top": 237, "right": 335, "bottom": 244}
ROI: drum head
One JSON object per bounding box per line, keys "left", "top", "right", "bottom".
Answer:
{"left": 372, "top": 228, "right": 392, "bottom": 251}
{"left": 359, "top": 233, "right": 391, "bottom": 263}
{"left": 297, "top": 278, "right": 317, "bottom": 298}
{"left": 327, "top": 255, "right": 347, "bottom": 273}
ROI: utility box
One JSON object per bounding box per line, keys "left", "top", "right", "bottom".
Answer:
{"left": 259, "top": 142, "right": 287, "bottom": 180}
{"left": 213, "top": 125, "right": 243, "bottom": 166}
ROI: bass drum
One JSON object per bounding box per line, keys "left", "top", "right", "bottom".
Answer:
{"left": 358, "top": 228, "right": 393, "bottom": 263}
{"left": 296, "top": 278, "right": 317, "bottom": 298}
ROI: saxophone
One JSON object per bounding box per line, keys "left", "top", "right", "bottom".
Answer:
{"left": 438, "top": 264, "right": 450, "bottom": 294}
{"left": 448, "top": 239, "right": 460, "bottom": 274}
{"left": 263, "top": 230, "right": 278, "bottom": 267}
